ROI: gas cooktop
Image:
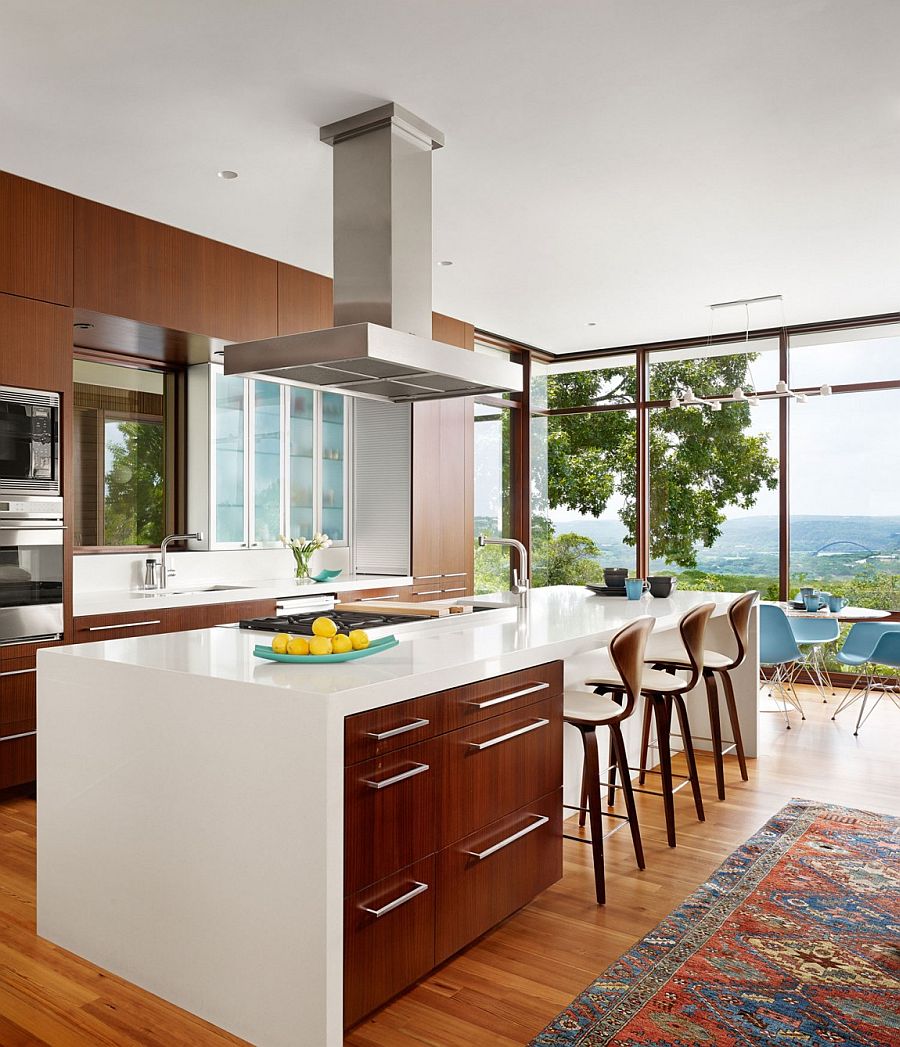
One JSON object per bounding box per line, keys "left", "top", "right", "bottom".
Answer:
{"left": 238, "top": 609, "right": 432, "bottom": 634}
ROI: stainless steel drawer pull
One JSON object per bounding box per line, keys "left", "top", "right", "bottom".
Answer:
{"left": 367, "top": 717, "right": 430, "bottom": 741}
{"left": 442, "top": 573, "right": 467, "bottom": 579}
{"left": 0, "top": 730, "right": 37, "bottom": 743}
{"left": 415, "top": 574, "right": 442, "bottom": 581}
{"left": 362, "top": 881, "right": 428, "bottom": 919}
{"left": 443, "top": 587, "right": 467, "bottom": 594}
{"left": 86, "top": 620, "right": 162, "bottom": 632}
{"left": 468, "top": 681, "right": 550, "bottom": 710}
{"left": 368, "top": 594, "right": 400, "bottom": 601}
{"left": 0, "top": 667, "right": 37, "bottom": 678}
{"left": 416, "top": 590, "right": 442, "bottom": 596}
{"left": 464, "top": 815, "right": 550, "bottom": 861}
{"left": 363, "top": 762, "right": 430, "bottom": 790}
{"left": 467, "top": 717, "right": 550, "bottom": 751}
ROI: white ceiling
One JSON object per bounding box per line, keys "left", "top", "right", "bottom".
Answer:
{"left": 3, "top": 0, "right": 899, "bottom": 352}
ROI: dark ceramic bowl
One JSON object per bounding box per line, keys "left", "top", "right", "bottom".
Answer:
{"left": 603, "top": 568, "right": 628, "bottom": 588}
{"left": 648, "top": 576, "right": 676, "bottom": 598}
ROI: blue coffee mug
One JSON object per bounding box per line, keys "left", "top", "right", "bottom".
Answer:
{"left": 625, "top": 578, "right": 645, "bottom": 600}
{"left": 799, "top": 587, "right": 816, "bottom": 599}
{"left": 826, "top": 595, "right": 848, "bottom": 613}
{"left": 802, "top": 593, "right": 820, "bottom": 612}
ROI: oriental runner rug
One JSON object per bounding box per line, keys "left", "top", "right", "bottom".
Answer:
{"left": 531, "top": 799, "right": 899, "bottom": 1046}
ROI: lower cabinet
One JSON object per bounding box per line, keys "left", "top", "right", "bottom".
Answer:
{"left": 0, "top": 656, "right": 43, "bottom": 791}
{"left": 343, "top": 661, "right": 564, "bottom": 1028}
{"left": 73, "top": 598, "right": 278, "bottom": 643}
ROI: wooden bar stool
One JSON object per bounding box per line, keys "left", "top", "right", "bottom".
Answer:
{"left": 584, "top": 602, "right": 715, "bottom": 849}
{"left": 642, "top": 592, "right": 756, "bottom": 801}
{"left": 563, "top": 616, "right": 655, "bottom": 905}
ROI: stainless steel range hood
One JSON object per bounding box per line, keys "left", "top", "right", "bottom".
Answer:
{"left": 224, "top": 103, "right": 522, "bottom": 402}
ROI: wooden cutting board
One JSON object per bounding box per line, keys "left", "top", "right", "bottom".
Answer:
{"left": 335, "top": 601, "right": 450, "bottom": 618}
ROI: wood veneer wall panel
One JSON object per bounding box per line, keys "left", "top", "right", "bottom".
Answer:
{"left": 277, "top": 263, "right": 333, "bottom": 334}
{"left": 0, "top": 171, "right": 73, "bottom": 306}
{"left": 223, "top": 248, "right": 278, "bottom": 341}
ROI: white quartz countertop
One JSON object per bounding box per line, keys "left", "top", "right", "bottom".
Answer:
{"left": 72, "top": 575, "right": 413, "bottom": 617}
{"left": 49, "top": 587, "right": 738, "bottom": 717}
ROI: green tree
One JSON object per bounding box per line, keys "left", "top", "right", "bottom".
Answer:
{"left": 104, "top": 420, "right": 165, "bottom": 546}
{"left": 545, "top": 354, "right": 778, "bottom": 568}
{"left": 532, "top": 521, "right": 606, "bottom": 586}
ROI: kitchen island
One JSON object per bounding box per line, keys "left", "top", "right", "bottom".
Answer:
{"left": 37, "top": 587, "right": 758, "bottom": 1047}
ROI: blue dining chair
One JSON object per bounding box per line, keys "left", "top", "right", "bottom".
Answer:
{"left": 788, "top": 615, "right": 841, "bottom": 701}
{"left": 832, "top": 622, "right": 900, "bottom": 734}
{"left": 760, "top": 604, "right": 805, "bottom": 728}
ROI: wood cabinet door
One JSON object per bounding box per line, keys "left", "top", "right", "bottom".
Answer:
{"left": 410, "top": 400, "right": 442, "bottom": 579}
{"left": 0, "top": 172, "right": 73, "bottom": 306}
{"left": 438, "top": 396, "right": 473, "bottom": 584}
{"left": 73, "top": 609, "right": 176, "bottom": 643}
{"left": 0, "top": 294, "right": 72, "bottom": 394}
{"left": 344, "top": 739, "right": 438, "bottom": 895}
{"left": 344, "top": 855, "right": 435, "bottom": 1029}
{"left": 435, "top": 789, "right": 562, "bottom": 965}
{"left": 438, "top": 695, "right": 563, "bottom": 848}
{"left": 0, "top": 665, "right": 36, "bottom": 739}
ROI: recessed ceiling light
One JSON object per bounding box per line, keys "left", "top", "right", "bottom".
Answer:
{"left": 217, "top": 170, "right": 238, "bottom": 180}
{"left": 73, "top": 321, "right": 94, "bottom": 330}
{"left": 586, "top": 321, "right": 598, "bottom": 326}
{"left": 437, "top": 260, "right": 453, "bottom": 267}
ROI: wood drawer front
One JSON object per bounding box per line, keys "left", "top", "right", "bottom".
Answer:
{"left": 345, "top": 740, "right": 438, "bottom": 895}
{"left": 345, "top": 694, "right": 440, "bottom": 766}
{"left": 438, "top": 661, "right": 564, "bottom": 733}
{"left": 344, "top": 855, "right": 435, "bottom": 1029}
{"left": 340, "top": 586, "right": 414, "bottom": 604}
{"left": 0, "top": 666, "right": 36, "bottom": 738}
{"left": 0, "top": 732, "right": 36, "bottom": 790}
{"left": 438, "top": 695, "right": 563, "bottom": 848}
{"left": 435, "top": 789, "right": 562, "bottom": 965}
{"left": 74, "top": 610, "right": 175, "bottom": 643}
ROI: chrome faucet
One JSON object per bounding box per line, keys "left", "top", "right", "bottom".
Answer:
{"left": 158, "top": 532, "right": 203, "bottom": 589}
{"left": 477, "top": 534, "right": 529, "bottom": 606}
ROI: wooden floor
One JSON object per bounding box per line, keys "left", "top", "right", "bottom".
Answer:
{"left": 1, "top": 686, "right": 897, "bottom": 1047}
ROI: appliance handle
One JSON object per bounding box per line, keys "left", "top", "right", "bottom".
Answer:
{"left": 0, "top": 524, "right": 66, "bottom": 530}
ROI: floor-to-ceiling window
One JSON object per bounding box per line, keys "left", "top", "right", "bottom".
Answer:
{"left": 788, "top": 324, "right": 900, "bottom": 610}
{"left": 473, "top": 400, "right": 512, "bottom": 593}
{"left": 648, "top": 339, "right": 780, "bottom": 597}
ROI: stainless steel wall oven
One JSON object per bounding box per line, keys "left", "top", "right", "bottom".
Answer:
{"left": 0, "top": 495, "right": 64, "bottom": 644}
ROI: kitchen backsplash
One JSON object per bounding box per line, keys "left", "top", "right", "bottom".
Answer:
{"left": 73, "top": 546, "right": 352, "bottom": 594}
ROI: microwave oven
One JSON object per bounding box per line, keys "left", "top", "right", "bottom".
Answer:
{"left": 0, "top": 385, "right": 60, "bottom": 495}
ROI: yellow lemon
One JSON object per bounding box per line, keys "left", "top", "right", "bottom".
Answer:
{"left": 309, "top": 636, "right": 333, "bottom": 656}
{"left": 312, "top": 617, "right": 337, "bottom": 639}
{"left": 332, "top": 633, "right": 352, "bottom": 654}
{"left": 271, "top": 633, "right": 291, "bottom": 654}
{"left": 348, "top": 629, "right": 370, "bottom": 651}
{"left": 286, "top": 636, "right": 309, "bottom": 656}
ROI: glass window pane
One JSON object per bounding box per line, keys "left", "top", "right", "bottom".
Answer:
{"left": 321, "top": 392, "right": 345, "bottom": 542}
{"left": 649, "top": 399, "right": 779, "bottom": 596}
{"left": 542, "top": 353, "right": 637, "bottom": 407}
{"left": 790, "top": 324, "right": 900, "bottom": 387}
{"left": 790, "top": 389, "right": 900, "bottom": 610}
{"left": 649, "top": 338, "right": 780, "bottom": 400}
{"left": 253, "top": 381, "right": 282, "bottom": 543}
{"left": 103, "top": 418, "right": 165, "bottom": 546}
{"left": 474, "top": 402, "right": 511, "bottom": 593}
{"left": 215, "top": 374, "right": 245, "bottom": 544}
{"left": 288, "top": 387, "right": 315, "bottom": 540}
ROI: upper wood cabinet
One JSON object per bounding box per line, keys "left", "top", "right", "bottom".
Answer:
{"left": 277, "top": 263, "right": 333, "bottom": 334}
{"left": 0, "top": 293, "right": 72, "bottom": 393}
{"left": 73, "top": 198, "right": 277, "bottom": 342}
{"left": 410, "top": 314, "right": 475, "bottom": 592}
{"left": 0, "top": 171, "right": 73, "bottom": 306}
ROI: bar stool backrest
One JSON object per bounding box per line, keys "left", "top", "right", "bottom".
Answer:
{"left": 724, "top": 590, "right": 759, "bottom": 670}
{"left": 608, "top": 616, "right": 655, "bottom": 718}
{"left": 677, "top": 602, "right": 716, "bottom": 690}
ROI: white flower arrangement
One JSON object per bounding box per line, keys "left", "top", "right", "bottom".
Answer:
{"left": 280, "top": 532, "right": 332, "bottom": 578}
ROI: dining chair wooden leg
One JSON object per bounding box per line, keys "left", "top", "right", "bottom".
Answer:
{"left": 578, "top": 724, "right": 606, "bottom": 904}
{"left": 704, "top": 670, "right": 726, "bottom": 801}
{"left": 652, "top": 696, "right": 677, "bottom": 848}
{"left": 719, "top": 668, "right": 749, "bottom": 781}
{"left": 672, "top": 692, "right": 705, "bottom": 823}
{"left": 609, "top": 721, "right": 644, "bottom": 870}
{"left": 639, "top": 696, "right": 652, "bottom": 785}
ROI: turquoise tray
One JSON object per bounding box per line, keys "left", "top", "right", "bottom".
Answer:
{"left": 310, "top": 568, "right": 343, "bottom": 582}
{"left": 253, "top": 634, "right": 398, "bottom": 664}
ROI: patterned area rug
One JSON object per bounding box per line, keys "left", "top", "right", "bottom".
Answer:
{"left": 531, "top": 799, "right": 900, "bottom": 1046}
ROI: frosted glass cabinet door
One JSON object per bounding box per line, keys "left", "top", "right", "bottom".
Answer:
{"left": 288, "top": 387, "right": 315, "bottom": 540}
{"left": 253, "top": 381, "right": 282, "bottom": 544}
{"left": 214, "top": 373, "right": 246, "bottom": 545}
{"left": 321, "top": 392, "right": 346, "bottom": 542}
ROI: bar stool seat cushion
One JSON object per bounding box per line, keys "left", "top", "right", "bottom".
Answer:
{"left": 580, "top": 657, "right": 693, "bottom": 695}
{"left": 563, "top": 688, "right": 626, "bottom": 724}
{"left": 643, "top": 636, "right": 732, "bottom": 670}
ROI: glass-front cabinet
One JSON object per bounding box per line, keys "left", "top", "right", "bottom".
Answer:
{"left": 188, "top": 365, "right": 348, "bottom": 549}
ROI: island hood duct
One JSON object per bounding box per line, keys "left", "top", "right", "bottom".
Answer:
{"left": 223, "top": 103, "right": 523, "bottom": 402}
